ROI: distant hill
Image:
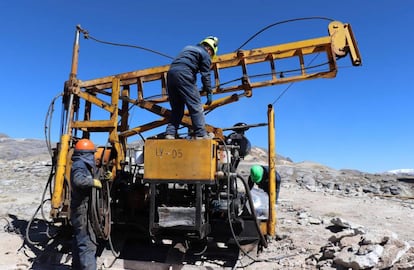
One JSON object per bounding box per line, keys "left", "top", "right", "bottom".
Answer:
{"left": 0, "top": 134, "right": 51, "bottom": 161}
{"left": 0, "top": 134, "right": 413, "bottom": 197}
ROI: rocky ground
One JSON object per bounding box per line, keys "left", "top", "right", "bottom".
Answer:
{"left": 0, "top": 134, "right": 413, "bottom": 269}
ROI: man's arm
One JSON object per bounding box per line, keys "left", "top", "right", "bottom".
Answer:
{"left": 199, "top": 52, "right": 212, "bottom": 93}
{"left": 72, "top": 165, "right": 94, "bottom": 189}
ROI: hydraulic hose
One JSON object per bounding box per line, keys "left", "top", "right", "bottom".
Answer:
{"left": 237, "top": 173, "right": 268, "bottom": 248}
{"left": 89, "top": 181, "right": 120, "bottom": 258}
{"left": 89, "top": 182, "right": 111, "bottom": 240}
{"left": 25, "top": 163, "right": 59, "bottom": 245}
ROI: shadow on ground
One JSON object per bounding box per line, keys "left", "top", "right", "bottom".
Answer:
{"left": 4, "top": 215, "right": 243, "bottom": 269}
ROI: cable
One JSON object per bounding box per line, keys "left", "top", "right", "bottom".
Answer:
{"left": 271, "top": 52, "right": 322, "bottom": 105}
{"left": 25, "top": 156, "right": 60, "bottom": 245}
{"left": 217, "top": 138, "right": 267, "bottom": 266}
{"left": 78, "top": 26, "right": 174, "bottom": 60}
{"left": 231, "top": 17, "right": 337, "bottom": 106}
{"left": 237, "top": 173, "right": 268, "bottom": 249}
{"left": 89, "top": 143, "right": 120, "bottom": 258}
{"left": 90, "top": 182, "right": 120, "bottom": 258}
{"left": 44, "top": 93, "right": 63, "bottom": 158}
{"left": 25, "top": 202, "right": 48, "bottom": 246}
{"left": 235, "top": 16, "right": 335, "bottom": 51}
{"left": 89, "top": 151, "right": 111, "bottom": 239}
{"left": 203, "top": 56, "right": 329, "bottom": 116}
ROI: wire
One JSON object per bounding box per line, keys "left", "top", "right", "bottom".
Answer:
{"left": 44, "top": 93, "right": 63, "bottom": 158}
{"left": 232, "top": 16, "right": 347, "bottom": 106}
{"left": 25, "top": 153, "right": 60, "bottom": 246}
{"left": 216, "top": 138, "right": 267, "bottom": 267}
{"left": 78, "top": 26, "right": 174, "bottom": 60}
{"left": 203, "top": 56, "right": 329, "bottom": 115}
{"left": 271, "top": 52, "right": 322, "bottom": 105}
{"left": 235, "top": 16, "right": 334, "bottom": 51}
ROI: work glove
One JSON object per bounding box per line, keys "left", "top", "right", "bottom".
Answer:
{"left": 93, "top": 179, "right": 102, "bottom": 189}
{"left": 104, "top": 171, "right": 113, "bottom": 181}
{"left": 205, "top": 92, "right": 213, "bottom": 106}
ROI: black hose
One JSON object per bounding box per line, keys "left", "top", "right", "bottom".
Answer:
{"left": 25, "top": 163, "right": 58, "bottom": 245}
{"left": 237, "top": 173, "right": 268, "bottom": 249}
{"left": 235, "top": 16, "right": 335, "bottom": 51}
{"left": 89, "top": 181, "right": 120, "bottom": 258}
{"left": 89, "top": 183, "right": 110, "bottom": 240}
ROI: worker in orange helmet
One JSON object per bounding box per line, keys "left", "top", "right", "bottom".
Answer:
{"left": 70, "top": 138, "right": 102, "bottom": 270}
{"left": 164, "top": 36, "right": 218, "bottom": 140}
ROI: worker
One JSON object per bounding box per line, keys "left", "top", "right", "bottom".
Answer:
{"left": 164, "top": 36, "right": 219, "bottom": 139}
{"left": 249, "top": 165, "right": 281, "bottom": 203}
{"left": 70, "top": 139, "right": 102, "bottom": 270}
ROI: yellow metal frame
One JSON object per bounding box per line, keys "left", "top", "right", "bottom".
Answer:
{"left": 50, "top": 21, "right": 362, "bottom": 220}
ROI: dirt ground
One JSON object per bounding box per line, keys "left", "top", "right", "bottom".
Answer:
{"left": 0, "top": 184, "right": 413, "bottom": 270}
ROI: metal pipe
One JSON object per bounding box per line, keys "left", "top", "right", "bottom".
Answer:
{"left": 51, "top": 25, "right": 81, "bottom": 216}
{"left": 70, "top": 25, "right": 81, "bottom": 80}
{"left": 267, "top": 104, "right": 276, "bottom": 237}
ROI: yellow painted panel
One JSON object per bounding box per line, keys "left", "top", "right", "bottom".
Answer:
{"left": 259, "top": 220, "right": 268, "bottom": 235}
{"left": 144, "top": 139, "right": 217, "bottom": 181}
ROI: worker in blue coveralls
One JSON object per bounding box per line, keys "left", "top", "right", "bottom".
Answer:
{"left": 164, "top": 36, "right": 219, "bottom": 139}
{"left": 70, "top": 139, "right": 102, "bottom": 270}
{"left": 249, "top": 165, "right": 282, "bottom": 203}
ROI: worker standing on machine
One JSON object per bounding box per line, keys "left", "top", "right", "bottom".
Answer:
{"left": 70, "top": 139, "right": 102, "bottom": 270}
{"left": 249, "top": 165, "right": 281, "bottom": 203}
{"left": 164, "top": 36, "right": 219, "bottom": 139}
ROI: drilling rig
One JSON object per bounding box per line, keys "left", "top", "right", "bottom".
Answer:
{"left": 46, "top": 20, "right": 361, "bottom": 254}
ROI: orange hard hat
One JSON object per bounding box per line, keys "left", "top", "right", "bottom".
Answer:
{"left": 75, "top": 139, "right": 95, "bottom": 152}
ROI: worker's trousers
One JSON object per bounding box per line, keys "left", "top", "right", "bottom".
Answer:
{"left": 165, "top": 67, "right": 207, "bottom": 137}
{"left": 71, "top": 203, "right": 97, "bottom": 270}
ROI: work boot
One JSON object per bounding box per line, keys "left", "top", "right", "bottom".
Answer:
{"left": 195, "top": 132, "right": 215, "bottom": 140}
{"left": 165, "top": 134, "right": 175, "bottom": 140}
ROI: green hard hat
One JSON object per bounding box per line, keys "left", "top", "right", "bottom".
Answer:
{"left": 250, "top": 165, "right": 264, "bottom": 183}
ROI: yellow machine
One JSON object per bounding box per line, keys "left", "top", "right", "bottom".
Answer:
{"left": 46, "top": 20, "right": 361, "bottom": 252}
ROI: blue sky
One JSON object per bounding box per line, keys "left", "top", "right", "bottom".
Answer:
{"left": 1, "top": 1, "right": 413, "bottom": 173}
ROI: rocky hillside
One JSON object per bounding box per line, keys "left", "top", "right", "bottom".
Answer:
{"left": 1, "top": 134, "right": 413, "bottom": 199}
{"left": 239, "top": 146, "right": 414, "bottom": 198}
{"left": 0, "top": 133, "right": 51, "bottom": 161}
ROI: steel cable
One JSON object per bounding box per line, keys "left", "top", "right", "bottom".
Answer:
{"left": 235, "top": 16, "right": 335, "bottom": 51}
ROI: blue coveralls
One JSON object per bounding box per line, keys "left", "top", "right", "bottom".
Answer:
{"left": 70, "top": 151, "right": 98, "bottom": 270}
{"left": 165, "top": 44, "right": 212, "bottom": 137}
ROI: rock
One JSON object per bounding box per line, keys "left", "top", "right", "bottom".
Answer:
{"left": 391, "top": 246, "right": 414, "bottom": 270}
{"left": 301, "top": 175, "right": 316, "bottom": 188}
{"left": 389, "top": 185, "right": 402, "bottom": 195}
{"left": 330, "top": 217, "right": 363, "bottom": 230}
{"left": 362, "top": 229, "right": 398, "bottom": 245}
{"left": 334, "top": 244, "right": 383, "bottom": 269}
{"left": 378, "top": 238, "right": 410, "bottom": 269}
{"left": 362, "top": 185, "right": 380, "bottom": 194}
{"left": 319, "top": 223, "right": 411, "bottom": 270}
{"left": 308, "top": 217, "right": 322, "bottom": 225}
{"left": 339, "top": 235, "right": 363, "bottom": 249}
{"left": 320, "top": 244, "right": 340, "bottom": 260}
{"left": 328, "top": 229, "right": 361, "bottom": 244}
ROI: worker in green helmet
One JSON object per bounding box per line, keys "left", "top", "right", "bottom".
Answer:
{"left": 248, "top": 165, "right": 281, "bottom": 203}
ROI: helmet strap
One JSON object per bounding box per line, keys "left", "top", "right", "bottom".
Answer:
{"left": 204, "top": 44, "right": 213, "bottom": 56}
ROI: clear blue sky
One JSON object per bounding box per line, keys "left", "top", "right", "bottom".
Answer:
{"left": 1, "top": 1, "right": 413, "bottom": 173}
